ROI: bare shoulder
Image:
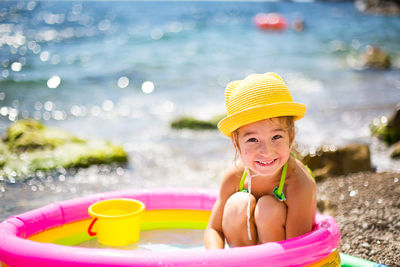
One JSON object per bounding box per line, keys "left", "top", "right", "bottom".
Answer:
{"left": 219, "top": 163, "right": 244, "bottom": 197}
{"left": 286, "top": 157, "right": 316, "bottom": 198}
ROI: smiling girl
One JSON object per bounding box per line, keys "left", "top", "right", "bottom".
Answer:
{"left": 204, "top": 73, "right": 316, "bottom": 249}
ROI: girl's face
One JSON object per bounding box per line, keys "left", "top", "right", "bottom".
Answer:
{"left": 235, "top": 118, "right": 293, "bottom": 178}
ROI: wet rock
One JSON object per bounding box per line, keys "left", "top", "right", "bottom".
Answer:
{"left": 2, "top": 119, "right": 83, "bottom": 152}
{"left": 370, "top": 107, "right": 400, "bottom": 145}
{"left": 391, "top": 141, "right": 400, "bottom": 158}
{"left": 170, "top": 114, "right": 225, "bottom": 130}
{"left": 358, "top": 45, "right": 391, "bottom": 70}
{"left": 0, "top": 119, "right": 128, "bottom": 178}
{"left": 302, "top": 144, "right": 372, "bottom": 181}
{"left": 355, "top": 0, "right": 400, "bottom": 16}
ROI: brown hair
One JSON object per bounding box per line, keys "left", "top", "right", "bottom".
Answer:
{"left": 231, "top": 116, "right": 295, "bottom": 164}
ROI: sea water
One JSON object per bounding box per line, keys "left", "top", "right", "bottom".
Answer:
{"left": 0, "top": 1, "right": 400, "bottom": 222}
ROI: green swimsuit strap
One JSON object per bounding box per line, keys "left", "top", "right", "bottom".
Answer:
{"left": 273, "top": 162, "right": 288, "bottom": 202}
{"left": 238, "top": 163, "right": 288, "bottom": 200}
{"left": 239, "top": 167, "right": 248, "bottom": 192}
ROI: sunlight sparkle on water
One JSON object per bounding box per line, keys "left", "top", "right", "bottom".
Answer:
{"left": 0, "top": 107, "right": 8, "bottom": 116}
{"left": 11, "top": 62, "right": 22, "bottom": 72}
{"left": 44, "top": 101, "right": 54, "bottom": 111}
{"left": 102, "top": 100, "right": 114, "bottom": 111}
{"left": 2, "top": 70, "right": 9, "bottom": 78}
{"left": 151, "top": 29, "right": 163, "bottom": 40}
{"left": 51, "top": 55, "right": 61, "bottom": 65}
{"left": 70, "top": 105, "right": 87, "bottom": 117}
{"left": 117, "top": 76, "right": 129, "bottom": 88}
{"left": 40, "top": 51, "right": 50, "bottom": 62}
{"left": 47, "top": 75, "right": 61, "bottom": 88}
{"left": 142, "top": 81, "right": 155, "bottom": 94}
{"left": 91, "top": 106, "right": 101, "bottom": 116}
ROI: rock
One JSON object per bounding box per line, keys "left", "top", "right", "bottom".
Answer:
{"left": 0, "top": 120, "right": 128, "bottom": 178}
{"left": 317, "top": 198, "right": 337, "bottom": 216}
{"left": 390, "top": 141, "right": 400, "bottom": 158}
{"left": 302, "top": 144, "right": 372, "bottom": 181}
{"left": 2, "top": 119, "right": 83, "bottom": 152}
{"left": 370, "top": 107, "right": 400, "bottom": 145}
{"left": 170, "top": 114, "right": 225, "bottom": 130}
{"left": 355, "top": 0, "right": 400, "bottom": 16}
{"left": 358, "top": 45, "right": 391, "bottom": 70}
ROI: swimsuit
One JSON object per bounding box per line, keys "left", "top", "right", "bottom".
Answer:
{"left": 239, "top": 162, "right": 288, "bottom": 202}
{"left": 238, "top": 160, "right": 315, "bottom": 202}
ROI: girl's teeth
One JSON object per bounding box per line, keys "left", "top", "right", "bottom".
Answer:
{"left": 259, "top": 159, "right": 274, "bottom": 165}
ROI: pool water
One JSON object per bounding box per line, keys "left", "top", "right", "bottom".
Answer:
{"left": 77, "top": 228, "right": 205, "bottom": 251}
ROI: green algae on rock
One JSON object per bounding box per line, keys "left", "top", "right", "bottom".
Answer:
{"left": 390, "top": 141, "right": 400, "bottom": 158}
{"left": 370, "top": 108, "right": 400, "bottom": 146}
{"left": 170, "top": 114, "right": 225, "bottom": 130}
{"left": 2, "top": 119, "right": 84, "bottom": 152}
{"left": 0, "top": 120, "right": 128, "bottom": 178}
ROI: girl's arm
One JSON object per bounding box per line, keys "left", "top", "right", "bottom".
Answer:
{"left": 204, "top": 167, "right": 240, "bottom": 249}
{"left": 285, "top": 162, "right": 316, "bottom": 239}
{"left": 204, "top": 196, "right": 226, "bottom": 249}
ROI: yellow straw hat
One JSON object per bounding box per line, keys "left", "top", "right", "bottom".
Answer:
{"left": 218, "top": 72, "right": 306, "bottom": 137}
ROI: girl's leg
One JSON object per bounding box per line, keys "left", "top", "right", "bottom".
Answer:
{"left": 254, "top": 195, "right": 287, "bottom": 243}
{"left": 222, "top": 192, "right": 257, "bottom": 247}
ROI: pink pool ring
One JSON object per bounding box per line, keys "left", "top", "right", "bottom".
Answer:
{"left": 0, "top": 188, "right": 340, "bottom": 267}
{"left": 253, "top": 13, "right": 288, "bottom": 31}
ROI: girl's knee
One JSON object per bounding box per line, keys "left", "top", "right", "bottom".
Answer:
{"left": 254, "top": 195, "right": 287, "bottom": 226}
{"left": 223, "top": 192, "right": 255, "bottom": 218}
{"left": 222, "top": 192, "right": 257, "bottom": 246}
{"left": 223, "top": 192, "right": 255, "bottom": 230}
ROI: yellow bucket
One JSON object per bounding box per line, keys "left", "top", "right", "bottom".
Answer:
{"left": 88, "top": 198, "right": 145, "bottom": 246}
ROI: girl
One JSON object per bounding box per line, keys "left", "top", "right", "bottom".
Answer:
{"left": 204, "top": 72, "right": 316, "bottom": 249}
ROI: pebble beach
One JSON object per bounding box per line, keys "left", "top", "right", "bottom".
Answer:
{"left": 317, "top": 172, "right": 400, "bottom": 266}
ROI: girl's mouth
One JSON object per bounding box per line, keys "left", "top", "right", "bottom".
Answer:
{"left": 255, "top": 159, "right": 277, "bottom": 166}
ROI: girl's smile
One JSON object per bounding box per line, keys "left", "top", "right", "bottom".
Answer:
{"left": 255, "top": 158, "right": 278, "bottom": 167}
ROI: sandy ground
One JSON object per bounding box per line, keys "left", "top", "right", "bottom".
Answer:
{"left": 317, "top": 172, "right": 400, "bottom": 267}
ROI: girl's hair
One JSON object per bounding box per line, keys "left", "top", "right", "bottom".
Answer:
{"left": 231, "top": 116, "right": 295, "bottom": 164}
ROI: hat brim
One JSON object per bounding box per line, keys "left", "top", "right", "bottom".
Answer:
{"left": 217, "top": 102, "right": 306, "bottom": 137}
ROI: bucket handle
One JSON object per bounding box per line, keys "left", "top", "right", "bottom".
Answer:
{"left": 88, "top": 218, "right": 98, "bottom": 236}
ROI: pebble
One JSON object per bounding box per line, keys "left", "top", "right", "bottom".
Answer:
{"left": 361, "top": 242, "right": 370, "bottom": 248}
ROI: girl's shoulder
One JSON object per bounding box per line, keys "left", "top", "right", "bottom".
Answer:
{"left": 287, "top": 157, "right": 316, "bottom": 191}
{"left": 220, "top": 163, "right": 244, "bottom": 191}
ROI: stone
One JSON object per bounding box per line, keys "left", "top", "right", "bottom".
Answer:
{"left": 302, "top": 144, "right": 372, "bottom": 181}
{"left": 390, "top": 141, "right": 400, "bottom": 158}
{"left": 170, "top": 114, "right": 225, "bottom": 130}
{"left": 2, "top": 119, "right": 82, "bottom": 152}
{"left": 355, "top": 0, "right": 400, "bottom": 16}
{"left": 358, "top": 45, "right": 391, "bottom": 70}
{"left": 0, "top": 120, "right": 128, "bottom": 178}
{"left": 370, "top": 107, "right": 400, "bottom": 145}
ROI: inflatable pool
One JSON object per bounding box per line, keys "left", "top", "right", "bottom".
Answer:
{"left": 0, "top": 188, "right": 341, "bottom": 267}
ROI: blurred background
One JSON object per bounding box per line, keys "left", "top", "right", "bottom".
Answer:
{"left": 0, "top": 1, "right": 399, "bottom": 220}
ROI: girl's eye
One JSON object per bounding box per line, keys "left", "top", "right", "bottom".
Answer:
{"left": 272, "top": 135, "right": 282, "bottom": 140}
{"left": 247, "top": 137, "right": 258, "bottom": 143}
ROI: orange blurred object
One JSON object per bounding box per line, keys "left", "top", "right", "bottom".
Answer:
{"left": 253, "top": 13, "right": 288, "bottom": 31}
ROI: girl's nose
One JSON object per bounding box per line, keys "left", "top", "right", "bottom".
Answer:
{"left": 259, "top": 141, "right": 270, "bottom": 154}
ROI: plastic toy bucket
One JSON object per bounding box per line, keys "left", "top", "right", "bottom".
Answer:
{"left": 88, "top": 198, "right": 145, "bottom": 246}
